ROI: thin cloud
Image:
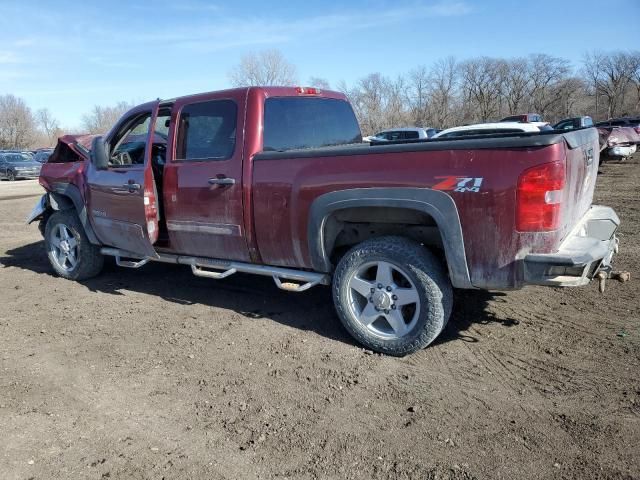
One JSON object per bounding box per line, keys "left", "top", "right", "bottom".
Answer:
{"left": 131, "top": 0, "right": 221, "bottom": 13}
{"left": 0, "top": 51, "right": 20, "bottom": 64}
{"left": 97, "top": 1, "right": 473, "bottom": 53}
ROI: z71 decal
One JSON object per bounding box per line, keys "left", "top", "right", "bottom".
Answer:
{"left": 432, "top": 176, "right": 484, "bottom": 193}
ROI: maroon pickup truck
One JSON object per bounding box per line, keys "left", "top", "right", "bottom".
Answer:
{"left": 28, "top": 87, "right": 621, "bottom": 355}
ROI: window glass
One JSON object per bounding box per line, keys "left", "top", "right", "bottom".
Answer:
{"left": 176, "top": 100, "right": 237, "bottom": 161}
{"left": 263, "top": 97, "right": 361, "bottom": 152}
{"left": 110, "top": 113, "right": 152, "bottom": 167}
{"left": 403, "top": 131, "right": 420, "bottom": 139}
{"left": 584, "top": 117, "right": 593, "bottom": 127}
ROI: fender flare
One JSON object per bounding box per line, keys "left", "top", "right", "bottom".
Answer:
{"left": 48, "top": 183, "right": 101, "bottom": 245}
{"left": 307, "top": 187, "right": 473, "bottom": 289}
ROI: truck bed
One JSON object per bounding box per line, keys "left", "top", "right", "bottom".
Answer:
{"left": 252, "top": 128, "right": 600, "bottom": 289}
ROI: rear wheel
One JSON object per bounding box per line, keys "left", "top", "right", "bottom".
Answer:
{"left": 44, "top": 210, "right": 104, "bottom": 280}
{"left": 7, "top": 170, "right": 15, "bottom": 181}
{"left": 333, "top": 236, "right": 452, "bottom": 356}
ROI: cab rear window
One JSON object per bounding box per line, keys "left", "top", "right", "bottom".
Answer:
{"left": 263, "top": 97, "right": 362, "bottom": 152}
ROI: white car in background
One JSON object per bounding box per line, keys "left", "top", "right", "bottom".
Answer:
{"left": 432, "top": 122, "right": 548, "bottom": 139}
{"left": 363, "top": 127, "right": 439, "bottom": 142}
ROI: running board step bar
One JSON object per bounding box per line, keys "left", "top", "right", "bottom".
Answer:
{"left": 100, "top": 248, "right": 330, "bottom": 292}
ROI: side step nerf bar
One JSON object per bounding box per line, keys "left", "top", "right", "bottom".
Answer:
{"left": 100, "top": 248, "right": 330, "bottom": 293}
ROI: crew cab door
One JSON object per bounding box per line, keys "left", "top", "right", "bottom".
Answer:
{"left": 162, "top": 90, "right": 250, "bottom": 261}
{"left": 86, "top": 101, "right": 161, "bottom": 258}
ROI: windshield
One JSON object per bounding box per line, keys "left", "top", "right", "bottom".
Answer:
{"left": 5, "top": 153, "right": 32, "bottom": 162}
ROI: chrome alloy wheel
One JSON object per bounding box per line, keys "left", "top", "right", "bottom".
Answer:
{"left": 346, "top": 261, "right": 420, "bottom": 339}
{"left": 49, "top": 223, "right": 79, "bottom": 273}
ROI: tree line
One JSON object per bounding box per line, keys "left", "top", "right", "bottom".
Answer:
{"left": 337, "top": 51, "right": 640, "bottom": 135}
{"left": 1, "top": 49, "right": 638, "bottom": 149}
{"left": 230, "top": 49, "right": 640, "bottom": 135}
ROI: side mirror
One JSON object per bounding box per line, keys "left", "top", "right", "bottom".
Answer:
{"left": 90, "top": 136, "right": 109, "bottom": 170}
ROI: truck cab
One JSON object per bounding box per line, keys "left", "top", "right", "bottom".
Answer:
{"left": 74, "top": 87, "right": 360, "bottom": 264}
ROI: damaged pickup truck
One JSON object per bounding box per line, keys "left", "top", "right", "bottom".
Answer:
{"left": 28, "top": 87, "right": 622, "bottom": 355}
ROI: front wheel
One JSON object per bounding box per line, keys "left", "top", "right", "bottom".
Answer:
{"left": 7, "top": 170, "right": 15, "bottom": 181}
{"left": 332, "top": 236, "right": 452, "bottom": 356}
{"left": 44, "top": 210, "right": 104, "bottom": 280}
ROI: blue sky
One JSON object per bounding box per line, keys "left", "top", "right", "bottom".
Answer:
{"left": 1, "top": 0, "right": 638, "bottom": 128}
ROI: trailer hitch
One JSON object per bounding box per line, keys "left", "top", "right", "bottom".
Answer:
{"left": 595, "top": 270, "right": 631, "bottom": 293}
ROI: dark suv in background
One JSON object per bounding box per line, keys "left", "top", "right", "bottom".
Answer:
{"left": 553, "top": 116, "right": 594, "bottom": 130}
{"left": 33, "top": 149, "right": 54, "bottom": 163}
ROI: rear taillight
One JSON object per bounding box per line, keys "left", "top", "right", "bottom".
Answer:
{"left": 516, "top": 161, "right": 565, "bottom": 232}
{"left": 143, "top": 169, "right": 159, "bottom": 243}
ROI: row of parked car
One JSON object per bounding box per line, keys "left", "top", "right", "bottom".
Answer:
{"left": 364, "top": 114, "right": 640, "bottom": 160}
{"left": 0, "top": 148, "right": 52, "bottom": 181}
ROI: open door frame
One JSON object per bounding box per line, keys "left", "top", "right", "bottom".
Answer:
{"left": 86, "top": 101, "right": 161, "bottom": 258}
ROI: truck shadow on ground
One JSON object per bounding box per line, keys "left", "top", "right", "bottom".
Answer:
{"left": 2, "top": 241, "right": 521, "bottom": 349}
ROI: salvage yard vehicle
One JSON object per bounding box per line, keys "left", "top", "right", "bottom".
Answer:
{"left": 432, "top": 122, "right": 544, "bottom": 138}
{"left": 27, "top": 86, "right": 622, "bottom": 356}
{"left": 33, "top": 149, "right": 54, "bottom": 163}
{"left": 596, "top": 125, "right": 639, "bottom": 160}
{"left": 500, "top": 113, "right": 543, "bottom": 123}
{"left": 596, "top": 117, "right": 640, "bottom": 136}
{"left": 364, "top": 127, "right": 439, "bottom": 142}
{"left": 553, "top": 116, "right": 594, "bottom": 130}
{"left": 0, "top": 151, "right": 42, "bottom": 181}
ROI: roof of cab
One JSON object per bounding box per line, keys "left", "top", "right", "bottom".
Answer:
{"left": 160, "top": 86, "right": 348, "bottom": 105}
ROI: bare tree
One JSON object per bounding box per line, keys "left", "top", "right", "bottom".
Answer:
{"left": 229, "top": 49, "right": 297, "bottom": 87}
{"left": 426, "top": 57, "right": 458, "bottom": 127}
{"left": 406, "top": 66, "right": 430, "bottom": 126}
{"left": 0, "top": 94, "right": 37, "bottom": 149}
{"left": 600, "top": 52, "right": 635, "bottom": 117}
{"left": 36, "top": 108, "right": 61, "bottom": 146}
{"left": 528, "top": 54, "right": 571, "bottom": 117}
{"left": 554, "top": 77, "right": 587, "bottom": 118}
{"left": 307, "top": 77, "right": 331, "bottom": 90}
{"left": 503, "top": 58, "right": 530, "bottom": 115}
{"left": 81, "top": 102, "right": 132, "bottom": 134}
{"left": 386, "top": 75, "right": 409, "bottom": 128}
{"left": 582, "top": 51, "right": 604, "bottom": 118}
{"left": 583, "top": 51, "right": 637, "bottom": 118}
{"left": 631, "top": 52, "right": 640, "bottom": 111}
{"left": 460, "top": 57, "right": 506, "bottom": 122}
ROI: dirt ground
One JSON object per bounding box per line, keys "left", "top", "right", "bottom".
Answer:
{"left": 0, "top": 157, "right": 638, "bottom": 480}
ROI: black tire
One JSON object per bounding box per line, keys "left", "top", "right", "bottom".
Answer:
{"left": 332, "top": 236, "right": 453, "bottom": 356}
{"left": 44, "top": 210, "right": 104, "bottom": 280}
{"left": 7, "top": 170, "right": 15, "bottom": 181}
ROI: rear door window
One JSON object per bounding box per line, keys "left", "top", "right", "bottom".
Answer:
{"left": 555, "top": 120, "right": 572, "bottom": 130}
{"left": 403, "top": 131, "right": 420, "bottom": 139}
{"left": 176, "top": 99, "right": 237, "bottom": 161}
{"left": 388, "top": 131, "right": 402, "bottom": 141}
{"left": 263, "top": 97, "right": 361, "bottom": 152}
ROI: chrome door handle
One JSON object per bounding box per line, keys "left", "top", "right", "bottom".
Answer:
{"left": 208, "top": 177, "right": 235, "bottom": 186}
{"left": 122, "top": 182, "right": 141, "bottom": 191}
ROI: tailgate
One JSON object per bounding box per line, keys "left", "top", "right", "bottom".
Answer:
{"left": 559, "top": 128, "right": 600, "bottom": 241}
